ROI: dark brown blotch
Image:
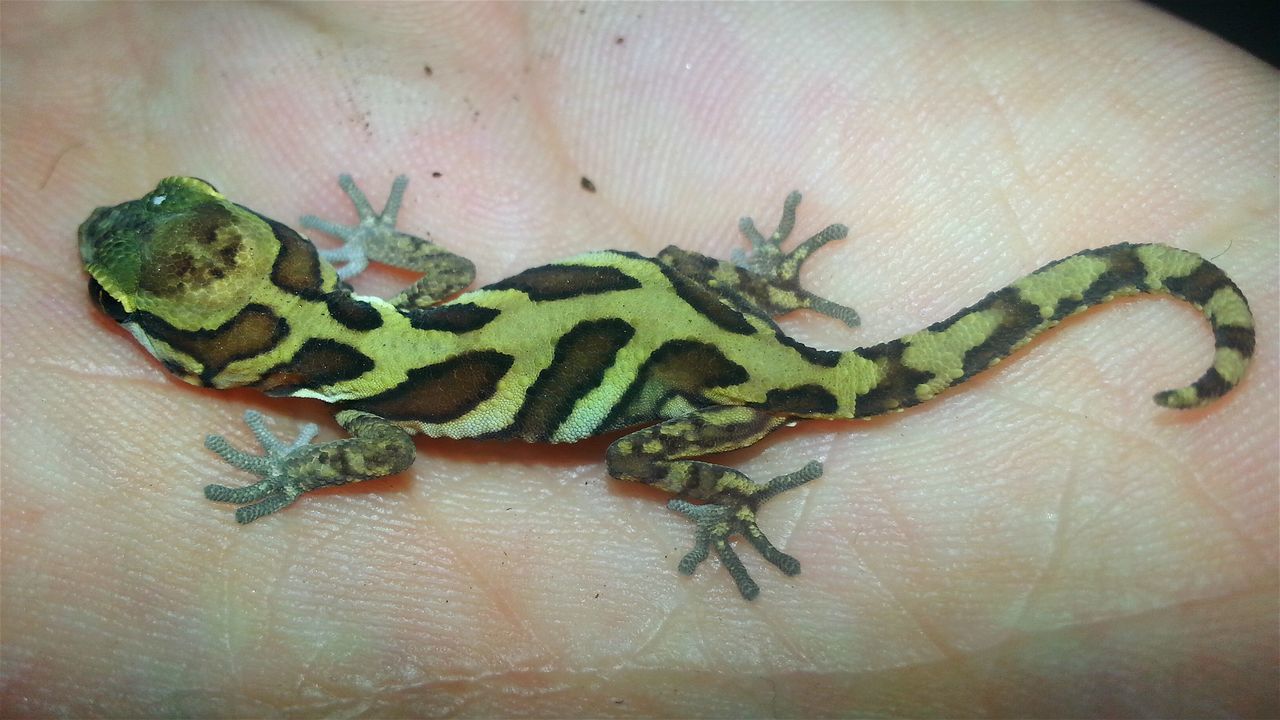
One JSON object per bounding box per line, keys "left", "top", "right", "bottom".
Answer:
{"left": 249, "top": 207, "right": 324, "bottom": 297}
{"left": 407, "top": 303, "right": 501, "bottom": 334}
{"left": 597, "top": 340, "right": 749, "bottom": 431}
{"left": 959, "top": 287, "right": 1043, "bottom": 380}
{"left": 256, "top": 338, "right": 375, "bottom": 395}
{"left": 486, "top": 262, "right": 641, "bottom": 301}
{"left": 1062, "top": 245, "right": 1147, "bottom": 316}
{"left": 756, "top": 384, "right": 839, "bottom": 415}
{"left": 325, "top": 292, "right": 384, "bottom": 331}
{"left": 140, "top": 204, "right": 244, "bottom": 298}
{"left": 218, "top": 242, "right": 239, "bottom": 264}
{"left": 644, "top": 340, "right": 750, "bottom": 396}
{"left": 854, "top": 339, "right": 934, "bottom": 417}
{"left": 350, "top": 350, "right": 514, "bottom": 422}
{"left": 135, "top": 303, "right": 288, "bottom": 385}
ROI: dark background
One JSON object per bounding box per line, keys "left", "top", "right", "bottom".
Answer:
{"left": 1147, "top": 0, "right": 1279, "bottom": 68}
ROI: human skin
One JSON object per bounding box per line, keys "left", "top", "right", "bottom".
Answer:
{"left": 1, "top": 3, "right": 1276, "bottom": 717}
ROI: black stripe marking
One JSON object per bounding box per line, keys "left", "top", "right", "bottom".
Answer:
{"left": 656, "top": 245, "right": 812, "bottom": 321}
{"left": 504, "top": 319, "right": 636, "bottom": 441}
{"left": 134, "top": 303, "right": 288, "bottom": 385}
{"left": 161, "top": 358, "right": 190, "bottom": 377}
{"left": 756, "top": 385, "right": 839, "bottom": 415}
{"left": 1051, "top": 245, "right": 1147, "bottom": 320}
{"left": 662, "top": 244, "right": 816, "bottom": 318}
{"left": 257, "top": 338, "right": 375, "bottom": 396}
{"left": 1160, "top": 261, "right": 1221, "bottom": 307}
{"left": 650, "top": 257, "right": 757, "bottom": 335}
{"left": 350, "top": 350, "right": 514, "bottom": 422}
{"left": 487, "top": 262, "right": 641, "bottom": 301}
{"left": 774, "top": 330, "right": 843, "bottom": 368}
{"left": 1096, "top": 245, "right": 1146, "bottom": 290}
{"left": 88, "top": 277, "right": 130, "bottom": 323}
{"left": 1215, "top": 324, "right": 1255, "bottom": 358}
{"left": 325, "top": 292, "right": 383, "bottom": 331}
{"left": 1190, "top": 367, "right": 1232, "bottom": 400}
{"left": 854, "top": 339, "right": 934, "bottom": 417}
{"left": 407, "top": 303, "right": 501, "bottom": 334}
{"left": 959, "top": 288, "right": 1043, "bottom": 381}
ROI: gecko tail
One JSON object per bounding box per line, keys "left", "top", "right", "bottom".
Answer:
{"left": 850, "top": 243, "right": 1255, "bottom": 418}
{"left": 1138, "top": 244, "right": 1255, "bottom": 409}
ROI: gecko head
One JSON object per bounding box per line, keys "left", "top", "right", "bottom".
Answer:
{"left": 78, "top": 176, "right": 286, "bottom": 330}
{"left": 78, "top": 177, "right": 329, "bottom": 387}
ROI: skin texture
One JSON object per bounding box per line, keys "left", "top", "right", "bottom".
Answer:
{"left": 2, "top": 3, "right": 1276, "bottom": 717}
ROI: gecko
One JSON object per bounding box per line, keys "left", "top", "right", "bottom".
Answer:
{"left": 78, "top": 175, "right": 1255, "bottom": 599}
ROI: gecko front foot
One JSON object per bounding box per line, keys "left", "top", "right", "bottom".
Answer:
{"left": 733, "top": 191, "right": 860, "bottom": 327}
{"left": 203, "top": 410, "right": 322, "bottom": 523}
{"left": 301, "top": 174, "right": 475, "bottom": 307}
{"left": 301, "top": 174, "right": 413, "bottom": 280}
{"left": 668, "top": 460, "right": 823, "bottom": 599}
{"left": 204, "top": 410, "right": 417, "bottom": 524}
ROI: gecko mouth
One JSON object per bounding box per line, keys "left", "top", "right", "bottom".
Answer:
{"left": 87, "top": 275, "right": 130, "bottom": 323}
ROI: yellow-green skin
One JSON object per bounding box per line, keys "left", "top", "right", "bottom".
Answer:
{"left": 79, "top": 176, "right": 1256, "bottom": 599}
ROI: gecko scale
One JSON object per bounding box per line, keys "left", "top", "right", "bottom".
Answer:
{"left": 79, "top": 175, "right": 1255, "bottom": 599}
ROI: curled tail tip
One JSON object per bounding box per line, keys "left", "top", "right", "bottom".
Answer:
{"left": 1153, "top": 386, "right": 1209, "bottom": 410}
{"left": 1153, "top": 356, "right": 1246, "bottom": 410}
{"left": 1141, "top": 245, "right": 1254, "bottom": 411}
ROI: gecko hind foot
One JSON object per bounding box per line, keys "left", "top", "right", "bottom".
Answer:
{"left": 668, "top": 460, "right": 823, "bottom": 600}
{"left": 203, "top": 410, "right": 319, "bottom": 523}
{"left": 732, "top": 191, "right": 860, "bottom": 327}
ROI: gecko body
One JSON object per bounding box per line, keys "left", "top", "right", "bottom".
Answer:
{"left": 79, "top": 175, "right": 1255, "bottom": 598}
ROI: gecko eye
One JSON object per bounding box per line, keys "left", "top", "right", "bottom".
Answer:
{"left": 88, "top": 277, "right": 131, "bottom": 323}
